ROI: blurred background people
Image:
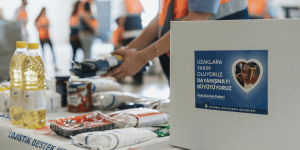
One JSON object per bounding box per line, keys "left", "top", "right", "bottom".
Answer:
{"left": 111, "top": 17, "right": 124, "bottom": 49}
{"left": 79, "top": 2, "right": 98, "bottom": 60}
{"left": 119, "top": 0, "right": 143, "bottom": 46}
{"left": 35, "top": 7, "right": 59, "bottom": 71}
{"left": 119, "top": 0, "right": 144, "bottom": 85}
{"left": 70, "top": 1, "right": 82, "bottom": 61}
{"left": 12, "top": 0, "right": 28, "bottom": 41}
{"left": 77, "top": 0, "right": 95, "bottom": 16}
{"left": 102, "top": 0, "right": 250, "bottom": 83}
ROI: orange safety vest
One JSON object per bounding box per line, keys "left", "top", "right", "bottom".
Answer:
{"left": 37, "top": 16, "right": 50, "bottom": 40}
{"left": 17, "top": 8, "right": 28, "bottom": 21}
{"left": 124, "top": 0, "right": 143, "bottom": 15}
{"left": 247, "top": 0, "right": 270, "bottom": 19}
{"left": 77, "top": 0, "right": 94, "bottom": 15}
{"left": 112, "top": 27, "right": 125, "bottom": 46}
{"left": 16, "top": 7, "right": 28, "bottom": 28}
{"left": 90, "top": 18, "right": 98, "bottom": 29}
{"left": 159, "top": 0, "right": 233, "bottom": 32}
{"left": 158, "top": 0, "right": 237, "bottom": 57}
{"left": 70, "top": 15, "right": 80, "bottom": 27}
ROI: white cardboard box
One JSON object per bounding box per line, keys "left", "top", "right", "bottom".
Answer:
{"left": 170, "top": 19, "right": 300, "bottom": 150}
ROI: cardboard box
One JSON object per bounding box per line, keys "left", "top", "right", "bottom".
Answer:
{"left": 170, "top": 20, "right": 300, "bottom": 150}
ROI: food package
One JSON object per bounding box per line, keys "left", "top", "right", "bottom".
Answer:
{"left": 49, "top": 111, "right": 120, "bottom": 138}
{"left": 148, "top": 99, "right": 170, "bottom": 114}
{"left": 70, "top": 55, "right": 151, "bottom": 78}
{"left": 71, "top": 77, "right": 123, "bottom": 93}
{"left": 153, "top": 125, "right": 170, "bottom": 137}
{"left": 45, "top": 77, "right": 56, "bottom": 91}
{"left": 107, "top": 108, "right": 169, "bottom": 128}
{"left": 45, "top": 90, "right": 62, "bottom": 113}
{"left": 0, "top": 90, "right": 10, "bottom": 112}
{"left": 71, "top": 128, "right": 157, "bottom": 150}
{"left": 93, "top": 91, "right": 167, "bottom": 110}
{"left": 92, "top": 91, "right": 139, "bottom": 110}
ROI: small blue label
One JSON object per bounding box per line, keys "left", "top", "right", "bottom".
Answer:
{"left": 194, "top": 50, "right": 268, "bottom": 115}
{"left": 0, "top": 114, "right": 10, "bottom": 119}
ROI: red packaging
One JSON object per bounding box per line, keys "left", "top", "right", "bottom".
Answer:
{"left": 49, "top": 112, "right": 119, "bottom": 138}
{"left": 67, "top": 81, "right": 93, "bottom": 112}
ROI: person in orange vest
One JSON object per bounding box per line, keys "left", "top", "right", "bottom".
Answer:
{"left": 35, "top": 7, "right": 59, "bottom": 71}
{"left": 70, "top": 1, "right": 82, "bottom": 61}
{"left": 118, "top": 0, "right": 144, "bottom": 85}
{"left": 13, "top": 0, "right": 28, "bottom": 41}
{"left": 112, "top": 17, "right": 125, "bottom": 49}
{"left": 119, "top": 0, "right": 144, "bottom": 45}
{"left": 102, "top": 0, "right": 250, "bottom": 83}
{"left": 79, "top": 2, "right": 98, "bottom": 60}
{"left": 77, "top": 0, "right": 94, "bottom": 16}
{"left": 247, "top": 0, "right": 283, "bottom": 19}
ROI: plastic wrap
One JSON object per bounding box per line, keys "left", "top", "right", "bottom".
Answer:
{"left": 45, "top": 90, "right": 62, "bottom": 113}
{"left": 148, "top": 99, "right": 170, "bottom": 114}
{"left": 49, "top": 111, "right": 120, "bottom": 138}
{"left": 0, "top": 81, "right": 10, "bottom": 88}
{"left": 71, "top": 128, "right": 157, "bottom": 150}
{"left": 71, "top": 77, "right": 123, "bottom": 93}
{"left": 93, "top": 91, "right": 167, "bottom": 110}
{"left": 70, "top": 55, "right": 151, "bottom": 78}
{"left": 93, "top": 91, "right": 139, "bottom": 110}
{"left": 107, "top": 108, "right": 169, "bottom": 128}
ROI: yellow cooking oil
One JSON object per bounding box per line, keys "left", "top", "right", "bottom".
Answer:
{"left": 21, "top": 43, "right": 46, "bottom": 129}
{"left": 10, "top": 41, "right": 27, "bottom": 125}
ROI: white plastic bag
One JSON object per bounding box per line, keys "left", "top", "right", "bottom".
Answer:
{"left": 0, "top": 82, "right": 10, "bottom": 88}
{"left": 71, "top": 128, "right": 157, "bottom": 150}
{"left": 93, "top": 91, "right": 167, "bottom": 110}
{"left": 93, "top": 91, "right": 140, "bottom": 110}
{"left": 71, "top": 77, "right": 123, "bottom": 93}
{"left": 45, "top": 90, "right": 62, "bottom": 113}
{"left": 108, "top": 108, "right": 169, "bottom": 128}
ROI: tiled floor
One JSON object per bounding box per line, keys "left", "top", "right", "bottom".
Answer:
{"left": 42, "top": 40, "right": 170, "bottom": 99}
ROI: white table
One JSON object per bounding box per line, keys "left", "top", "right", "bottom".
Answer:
{"left": 0, "top": 108, "right": 182, "bottom": 150}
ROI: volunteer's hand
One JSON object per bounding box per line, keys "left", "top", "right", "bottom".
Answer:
{"left": 102, "top": 48, "right": 149, "bottom": 79}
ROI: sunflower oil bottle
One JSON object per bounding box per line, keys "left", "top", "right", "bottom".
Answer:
{"left": 10, "top": 41, "right": 27, "bottom": 125}
{"left": 22, "top": 43, "right": 46, "bottom": 129}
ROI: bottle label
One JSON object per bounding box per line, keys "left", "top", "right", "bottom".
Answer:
{"left": 22, "top": 90, "right": 46, "bottom": 110}
{"left": 10, "top": 88, "right": 22, "bottom": 106}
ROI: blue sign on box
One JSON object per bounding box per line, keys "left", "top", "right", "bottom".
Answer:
{"left": 194, "top": 50, "right": 268, "bottom": 115}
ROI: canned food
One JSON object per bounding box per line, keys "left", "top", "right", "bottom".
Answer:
{"left": 67, "top": 81, "right": 92, "bottom": 112}
{"left": 55, "top": 76, "right": 70, "bottom": 107}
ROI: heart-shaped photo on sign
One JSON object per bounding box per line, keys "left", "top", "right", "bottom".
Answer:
{"left": 232, "top": 59, "right": 263, "bottom": 93}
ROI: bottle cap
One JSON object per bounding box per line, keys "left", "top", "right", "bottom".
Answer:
{"left": 28, "top": 43, "right": 39, "bottom": 50}
{"left": 16, "top": 41, "right": 27, "bottom": 48}
{"left": 114, "top": 55, "right": 123, "bottom": 61}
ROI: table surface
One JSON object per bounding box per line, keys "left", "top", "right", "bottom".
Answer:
{"left": 0, "top": 108, "right": 183, "bottom": 150}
